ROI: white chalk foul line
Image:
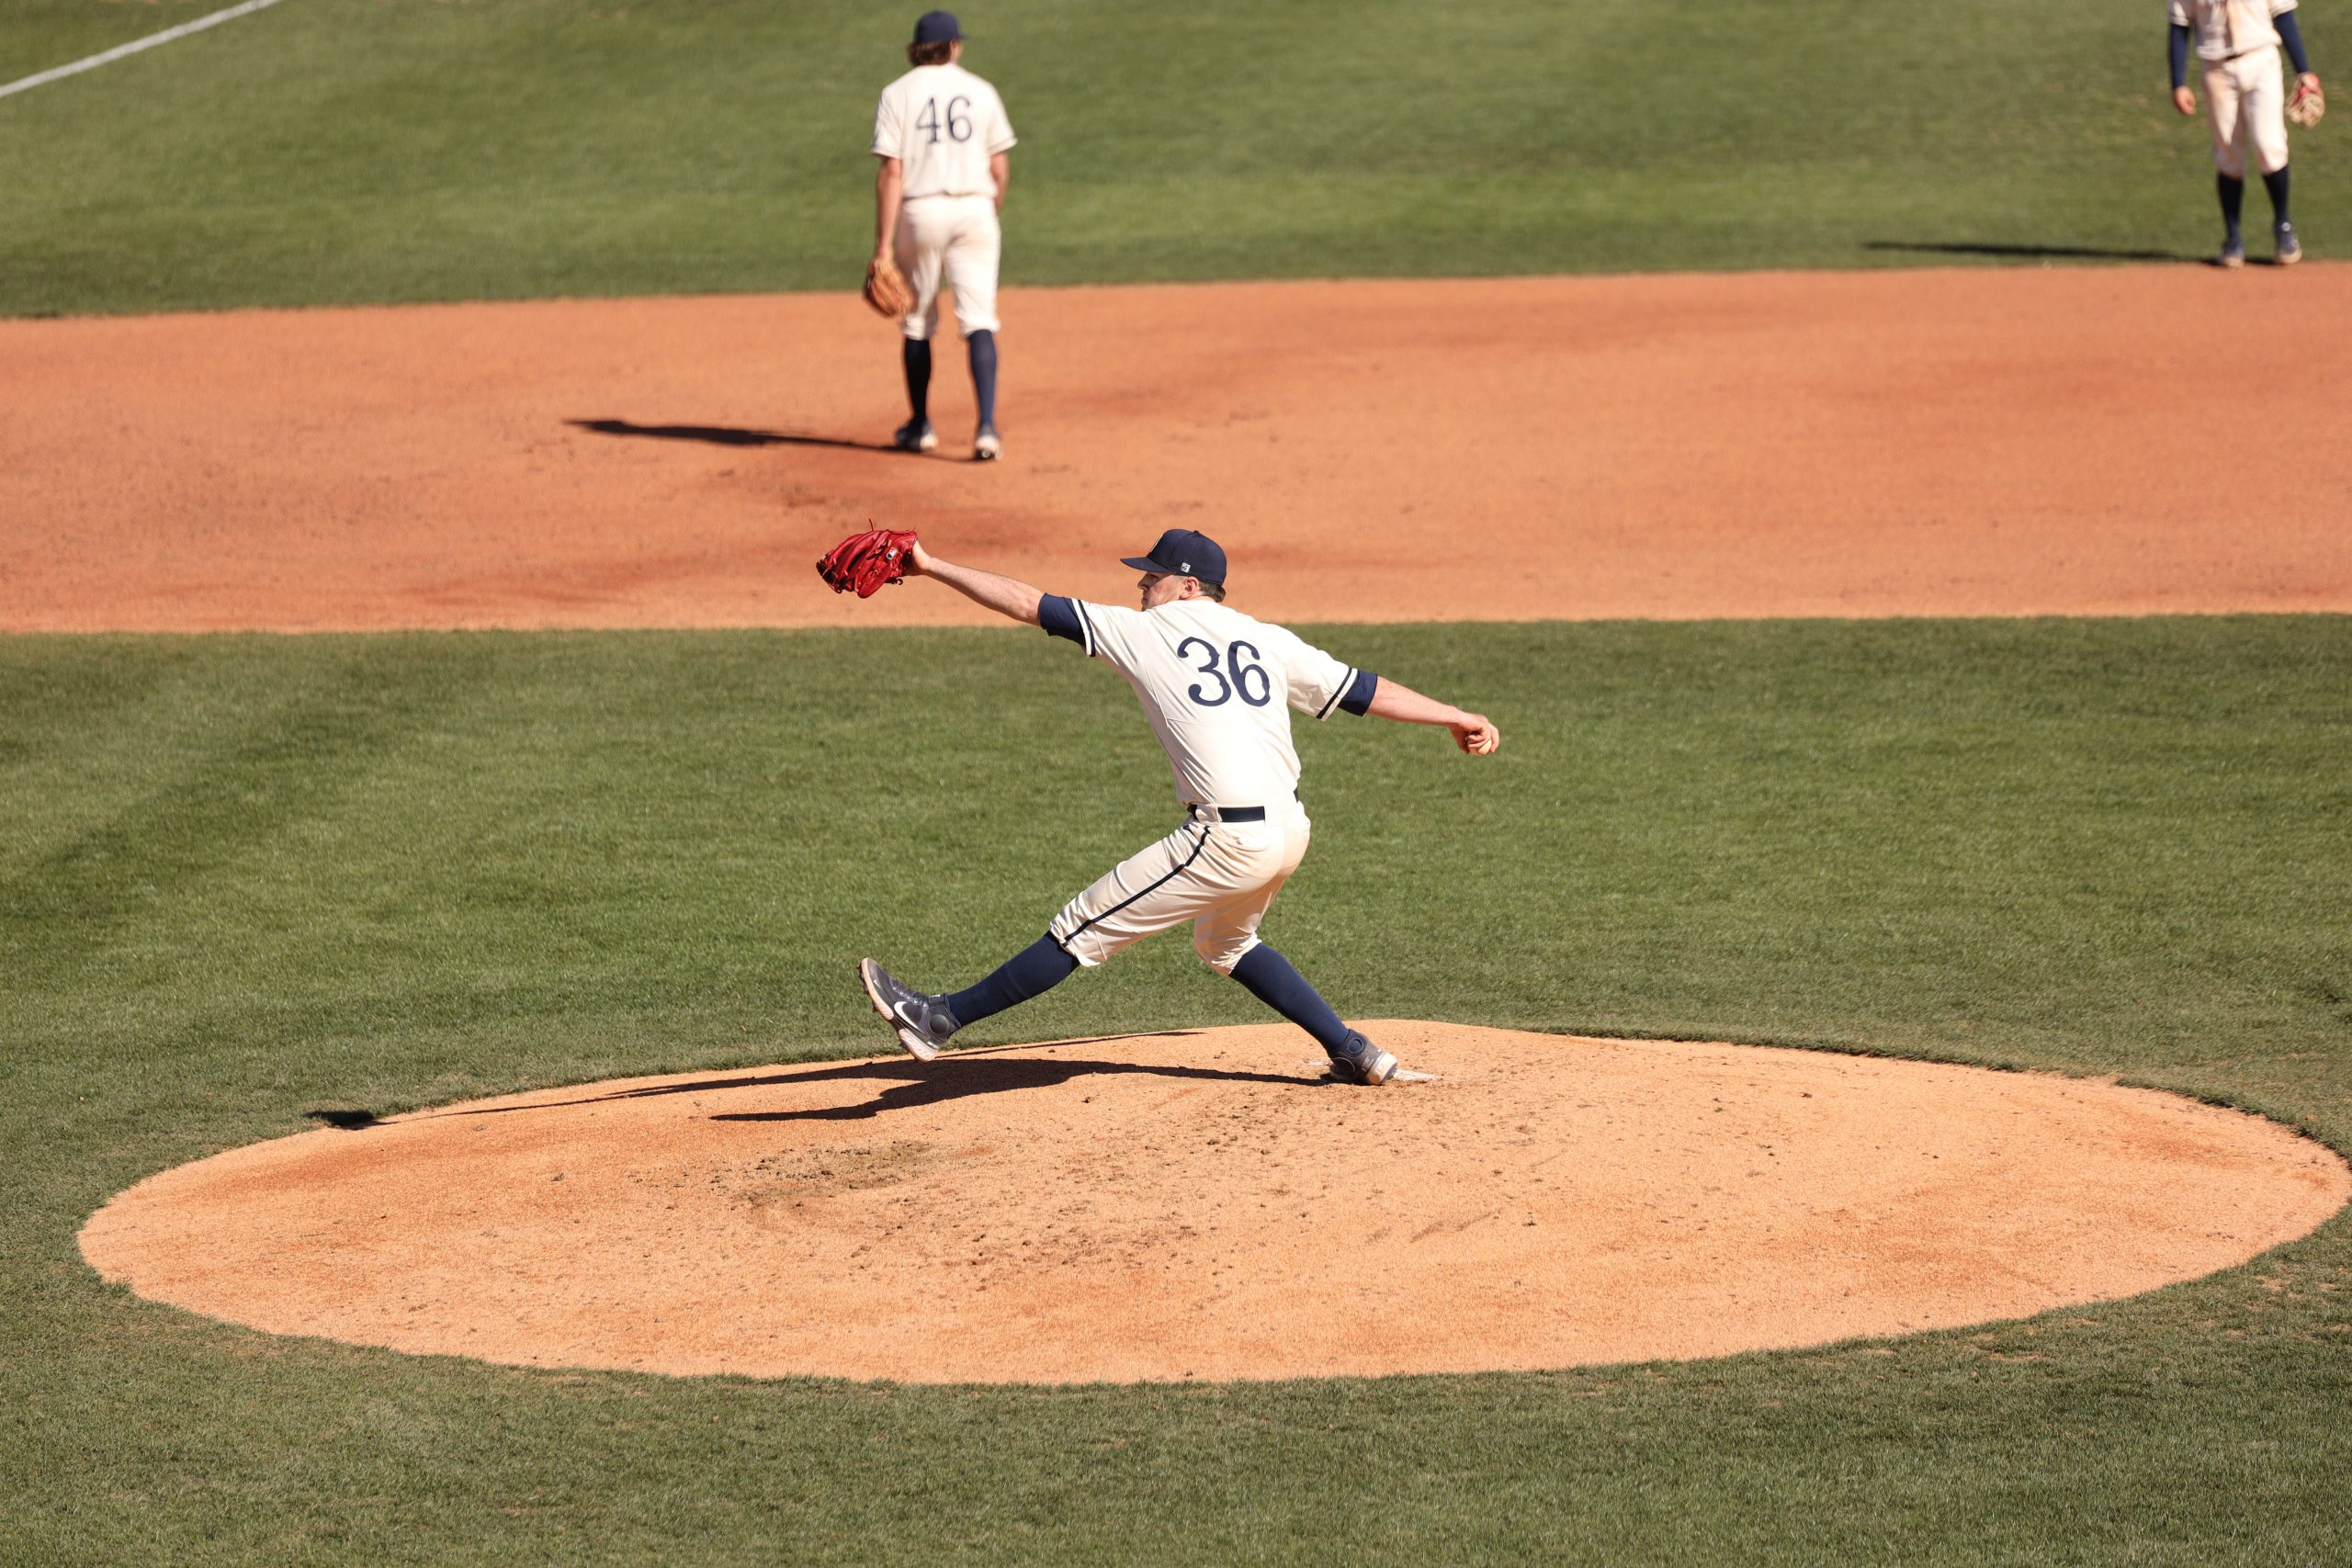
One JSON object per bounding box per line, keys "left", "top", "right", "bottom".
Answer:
{"left": 0, "top": 0, "right": 288, "bottom": 102}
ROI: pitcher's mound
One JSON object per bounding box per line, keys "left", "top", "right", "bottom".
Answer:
{"left": 80, "top": 1022, "right": 2349, "bottom": 1383}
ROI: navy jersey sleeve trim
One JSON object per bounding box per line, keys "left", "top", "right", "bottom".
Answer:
{"left": 1073, "top": 601, "right": 1102, "bottom": 659}
{"left": 1038, "top": 595, "right": 1084, "bottom": 645}
{"left": 1337, "top": 669, "right": 1379, "bottom": 717}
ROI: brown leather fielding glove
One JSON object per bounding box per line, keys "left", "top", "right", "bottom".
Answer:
{"left": 863, "top": 256, "right": 914, "bottom": 318}
{"left": 2288, "top": 73, "right": 2325, "bottom": 129}
{"left": 816, "top": 527, "right": 919, "bottom": 597}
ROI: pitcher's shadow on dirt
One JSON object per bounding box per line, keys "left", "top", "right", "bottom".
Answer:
{"left": 712, "top": 1055, "right": 1330, "bottom": 1123}
{"left": 393, "top": 1033, "right": 1324, "bottom": 1127}
{"left": 1861, "top": 240, "right": 2211, "bottom": 264}
{"left": 569, "top": 418, "right": 895, "bottom": 453}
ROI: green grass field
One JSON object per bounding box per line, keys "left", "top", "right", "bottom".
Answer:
{"left": 1, "top": 0, "right": 2334, "bottom": 316}
{"left": 6, "top": 620, "right": 2350, "bottom": 1565}
{"left": 7, "top": 2, "right": 2352, "bottom": 1562}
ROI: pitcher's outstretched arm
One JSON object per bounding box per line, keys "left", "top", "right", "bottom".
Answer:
{"left": 908, "top": 541, "right": 1046, "bottom": 626}
{"left": 1364, "top": 676, "right": 1499, "bottom": 756}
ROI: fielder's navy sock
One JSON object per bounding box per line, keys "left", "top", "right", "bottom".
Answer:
{"left": 943, "top": 933, "right": 1075, "bottom": 1026}
{"left": 967, "top": 329, "right": 999, "bottom": 429}
{"left": 1229, "top": 944, "right": 1351, "bottom": 1054}
{"left": 2218, "top": 174, "right": 2245, "bottom": 242}
{"left": 2263, "top": 165, "right": 2291, "bottom": 226}
{"left": 902, "top": 338, "right": 933, "bottom": 424}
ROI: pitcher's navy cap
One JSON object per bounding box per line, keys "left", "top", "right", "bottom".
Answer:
{"left": 1121, "top": 529, "right": 1227, "bottom": 587}
{"left": 912, "top": 10, "right": 962, "bottom": 44}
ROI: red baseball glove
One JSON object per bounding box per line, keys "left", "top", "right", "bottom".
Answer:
{"left": 817, "top": 527, "right": 918, "bottom": 597}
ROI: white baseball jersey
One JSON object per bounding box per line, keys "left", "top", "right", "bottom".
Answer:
{"left": 1042, "top": 596, "right": 1375, "bottom": 809}
{"left": 2169, "top": 0, "right": 2295, "bottom": 62}
{"left": 871, "top": 63, "right": 1016, "bottom": 200}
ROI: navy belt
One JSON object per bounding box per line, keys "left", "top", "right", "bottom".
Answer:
{"left": 1187, "top": 804, "right": 1266, "bottom": 824}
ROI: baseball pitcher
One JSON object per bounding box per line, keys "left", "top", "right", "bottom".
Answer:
{"left": 832, "top": 527, "right": 1500, "bottom": 1086}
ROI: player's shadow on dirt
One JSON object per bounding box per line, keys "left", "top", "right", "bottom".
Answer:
{"left": 710, "top": 1055, "right": 1323, "bottom": 1123}
{"left": 391, "top": 1036, "right": 1319, "bottom": 1127}
{"left": 1861, "top": 240, "right": 2206, "bottom": 264}
{"left": 569, "top": 418, "right": 892, "bottom": 452}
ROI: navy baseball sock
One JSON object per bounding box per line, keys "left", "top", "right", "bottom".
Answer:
{"left": 967, "top": 329, "right": 999, "bottom": 429}
{"left": 2263, "top": 166, "right": 2291, "bottom": 226}
{"left": 902, "top": 338, "right": 933, "bottom": 424}
{"left": 1228, "top": 944, "right": 1351, "bottom": 1055}
{"left": 2218, "top": 174, "right": 2245, "bottom": 242}
{"left": 942, "top": 933, "right": 1075, "bottom": 1027}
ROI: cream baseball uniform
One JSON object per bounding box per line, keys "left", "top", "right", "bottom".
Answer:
{"left": 855, "top": 527, "right": 1456, "bottom": 1085}
{"left": 1038, "top": 594, "right": 1376, "bottom": 973}
{"left": 2172, "top": 0, "right": 2299, "bottom": 175}
{"left": 871, "top": 62, "right": 1015, "bottom": 340}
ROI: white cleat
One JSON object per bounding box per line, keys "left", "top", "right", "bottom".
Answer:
{"left": 973, "top": 425, "right": 1001, "bottom": 462}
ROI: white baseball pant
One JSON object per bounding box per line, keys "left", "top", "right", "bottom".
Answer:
{"left": 894, "top": 194, "right": 1001, "bottom": 341}
{"left": 2204, "top": 45, "right": 2290, "bottom": 178}
{"left": 1048, "top": 803, "right": 1312, "bottom": 974}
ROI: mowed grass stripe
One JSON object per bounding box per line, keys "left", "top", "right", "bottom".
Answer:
{"left": 0, "top": 0, "right": 2322, "bottom": 317}
{"left": 4, "top": 616, "right": 2349, "bottom": 1565}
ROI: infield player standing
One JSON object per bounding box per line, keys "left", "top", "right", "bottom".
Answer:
{"left": 856, "top": 529, "right": 1501, "bottom": 1086}
{"left": 2170, "top": 0, "right": 2322, "bottom": 266}
{"left": 872, "top": 10, "right": 1015, "bottom": 459}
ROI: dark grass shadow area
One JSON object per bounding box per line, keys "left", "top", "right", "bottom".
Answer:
{"left": 568, "top": 418, "right": 891, "bottom": 453}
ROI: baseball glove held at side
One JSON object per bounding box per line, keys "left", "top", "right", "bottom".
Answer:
{"left": 2288, "top": 73, "right": 2325, "bottom": 129}
{"left": 863, "top": 256, "right": 915, "bottom": 319}
{"left": 817, "top": 527, "right": 919, "bottom": 597}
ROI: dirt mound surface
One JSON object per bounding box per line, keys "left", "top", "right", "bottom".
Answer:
{"left": 79, "top": 1022, "right": 2349, "bottom": 1384}
{"left": 8, "top": 266, "right": 2352, "bottom": 634}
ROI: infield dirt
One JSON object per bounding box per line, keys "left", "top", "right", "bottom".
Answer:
{"left": 6, "top": 265, "right": 2350, "bottom": 632}
{"left": 45, "top": 266, "right": 2352, "bottom": 1383}
{"left": 80, "top": 1023, "right": 2351, "bottom": 1384}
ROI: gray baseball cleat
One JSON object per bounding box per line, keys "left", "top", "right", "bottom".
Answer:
{"left": 2220, "top": 234, "right": 2246, "bottom": 270}
{"left": 2277, "top": 220, "right": 2302, "bottom": 266}
{"left": 894, "top": 418, "right": 939, "bottom": 454}
{"left": 1326, "top": 1029, "right": 1399, "bottom": 1086}
{"left": 859, "top": 959, "right": 959, "bottom": 1062}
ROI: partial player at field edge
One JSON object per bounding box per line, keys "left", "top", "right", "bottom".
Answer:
{"left": 2170, "top": 0, "right": 2323, "bottom": 267}
{"left": 835, "top": 527, "right": 1499, "bottom": 1087}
